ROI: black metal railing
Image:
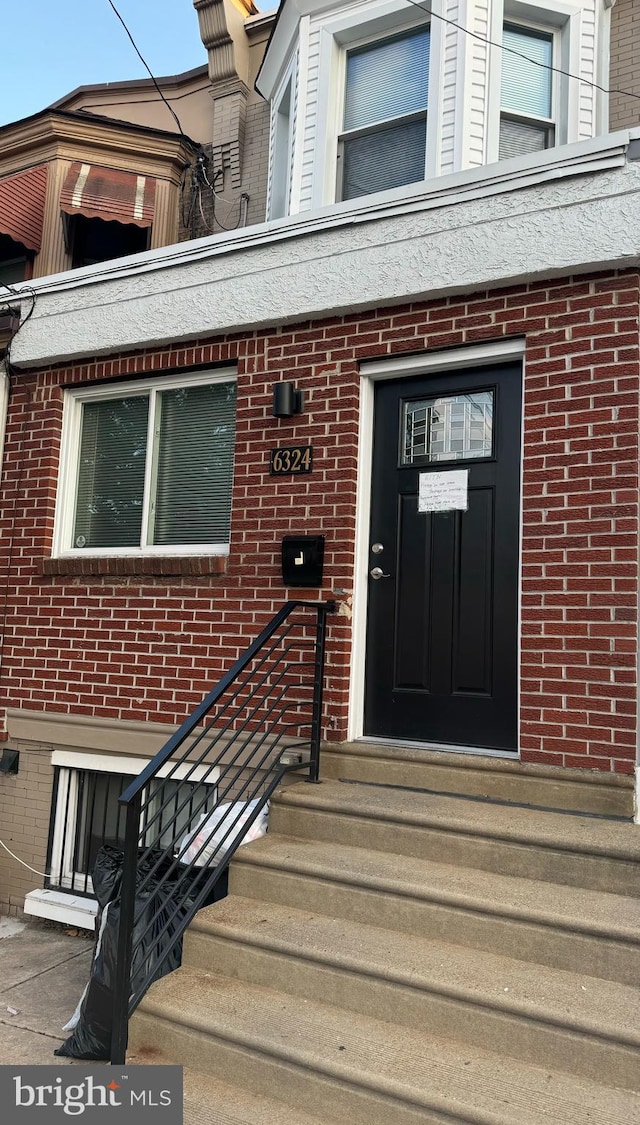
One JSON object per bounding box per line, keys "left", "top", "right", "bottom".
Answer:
{"left": 110, "top": 599, "right": 335, "bottom": 1064}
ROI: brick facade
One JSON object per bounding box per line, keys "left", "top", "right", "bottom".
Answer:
{"left": 0, "top": 271, "right": 638, "bottom": 779}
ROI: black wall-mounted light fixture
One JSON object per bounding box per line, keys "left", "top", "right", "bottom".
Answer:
{"left": 0, "top": 748, "right": 19, "bottom": 775}
{"left": 272, "top": 381, "right": 304, "bottom": 418}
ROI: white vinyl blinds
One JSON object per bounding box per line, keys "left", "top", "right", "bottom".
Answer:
{"left": 340, "top": 26, "right": 430, "bottom": 201}
{"left": 71, "top": 378, "right": 236, "bottom": 551}
{"left": 500, "top": 25, "right": 554, "bottom": 160}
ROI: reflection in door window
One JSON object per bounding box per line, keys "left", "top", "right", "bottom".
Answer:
{"left": 402, "top": 391, "right": 494, "bottom": 463}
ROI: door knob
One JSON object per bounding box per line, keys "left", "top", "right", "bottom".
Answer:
{"left": 369, "top": 566, "right": 391, "bottom": 580}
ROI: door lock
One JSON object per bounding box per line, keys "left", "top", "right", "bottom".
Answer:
{"left": 371, "top": 542, "right": 385, "bottom": 555}
{"left": 369, "top": 566, "right": 391, "bottom": 580}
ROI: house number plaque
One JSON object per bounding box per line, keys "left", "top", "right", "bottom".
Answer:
{"left": 269, "top": 445, "right": 313, "bottom": 475}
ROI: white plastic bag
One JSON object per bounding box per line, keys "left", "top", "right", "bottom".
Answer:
{"left": 177, "top": 798, "right": 269, "bottom": 867}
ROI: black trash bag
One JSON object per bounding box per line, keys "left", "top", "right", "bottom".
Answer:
{"left": 55, "top": 845, "right": 201, "bottom": 1061}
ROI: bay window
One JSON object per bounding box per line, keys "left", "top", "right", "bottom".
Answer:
{"left": 338, "top": 24, "right": 430, "bottom": 201}
{"left": 499, "top": 23, "right": 555, "bottom": 160}
{"left": 56, "top": 369, "right": 237, "bottom": 555}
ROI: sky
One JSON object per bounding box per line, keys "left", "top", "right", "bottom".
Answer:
{"left": 0, "top": 1, "right": 219, "bottom": 128}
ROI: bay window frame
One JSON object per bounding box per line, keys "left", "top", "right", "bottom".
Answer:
{"left": 336, "top": 22, "right": 431, "bottom": 203}
{"left": 312, "top": 4, "right": 441, "bottom": 210}
{"left": 53, "top": 366, "right": 237, "bottom": 559}
{"left": 499, "top": 19, "right": 559, "bottom": 160}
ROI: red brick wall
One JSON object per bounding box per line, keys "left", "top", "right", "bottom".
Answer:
{"left": 0, "top": 270, "right": 638, "bottom": 774}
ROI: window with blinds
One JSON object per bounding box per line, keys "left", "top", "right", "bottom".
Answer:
{"left": 499, "top": 24, "right": 554, "bottom": 161}
{"left": 68, "top": 373, "right": 237, "bottom": 553}
{"left": 339, "top": 25, "right": 430, "bottom": 202}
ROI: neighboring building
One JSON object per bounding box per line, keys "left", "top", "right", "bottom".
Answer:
{"left": 0, "top": 0, "right": 274, "bottom": 285}
{"left": 610, "top": 0, "right": 640, "bottom": 132}
{"left": 0, "top": 0, "right": 637, "bottom": 926}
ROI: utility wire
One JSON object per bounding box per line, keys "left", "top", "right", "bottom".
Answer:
{"left": 0, "top": 6, "right": 639, "bottom": 301}
{"left": 105, "top": 0, "right": 188, "bottom": 134}
{"left": 406, "top": 0, "right": 640, "bottom": 103}
{"left": 0, "top": 838, "right": 48, "bottom": 878}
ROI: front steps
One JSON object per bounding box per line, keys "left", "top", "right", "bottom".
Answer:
{"left": 320, "top": 740, "right": 636, "bottom": 818}
{"left": 128, "top": 755, "right": 640, "bottom": 1124}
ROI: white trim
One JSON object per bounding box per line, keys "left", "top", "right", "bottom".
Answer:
{"left": 361, "top": 338, "right": 526, "bottom": 380}
{"left": 635, "top": 766, "right": 639, "bottom": 825}
{"left": 268, "top": 55, "right": 297, "bottom": 219}
{"left": 24, "top": 888, "right": 98, "bottom": 931}
{"left": 51, "top": 749, "right": 219, "bottom": 785}
{"left": 71, "top": 164, "right": 91, "bottom": 209}
{"left": 348, "top": 373, "right": 374, "bottom": 740}
{"left": 133, "top": 176, "right": 146, "bottom": 222}
{"left": 350, "top": 338, "right": 525, "bottom": 753}
{"left": 53, "top": 366, "right": 236, "bottom": 559}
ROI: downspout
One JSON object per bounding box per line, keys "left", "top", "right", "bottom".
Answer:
{"left": 0, "top": 359, "right": 8, "bottom": 480}
{"left": 0, "top": 308, "right": 20, "bottom": 747}
{"left": 0, "top": 309, "right": 19, "bottom": 478}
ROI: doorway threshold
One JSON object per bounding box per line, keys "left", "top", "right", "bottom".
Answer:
{"left": 355, "top": 736, "right": 520, "bottom": 760}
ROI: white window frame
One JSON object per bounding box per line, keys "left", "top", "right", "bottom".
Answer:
{"left": 53, "top": 367, "right": 237, "bottom": 558}
{"left": 499, "top": 19, "right": 559, "bottom": 159}
{"left": 268, "top": 59, "right": 297, "bottom": 220}
{"left": 487, "top": 0, "right": 583, "bottom": 165}
{"left": 336, "top": 22, "right": 431, "bottom": 203}
{"left": 312, "top": 3, "right": 442, "bottom": 209}
{"left": 48, "top": 750, "right": 218, "bottom": 895}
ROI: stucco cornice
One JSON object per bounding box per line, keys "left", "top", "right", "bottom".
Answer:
{"left": 4, "top": 132, "right": 640, "bottom": 368}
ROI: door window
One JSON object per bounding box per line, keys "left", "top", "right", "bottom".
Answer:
{"left": 402, "top": 390, "right": 494, "bottom": 464}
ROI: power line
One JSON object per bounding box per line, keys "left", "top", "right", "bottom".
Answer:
{"left": 406, "top": 0, "right": 640, "bottom": 103}
{"left": 105, "top": 0, "right": 189, "bottom": 134}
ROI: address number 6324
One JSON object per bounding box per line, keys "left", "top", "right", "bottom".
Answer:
{"left": 269, "top": 445, "right": 313, "bottom": 475}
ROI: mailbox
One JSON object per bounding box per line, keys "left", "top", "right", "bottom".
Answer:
{"left": 281, "top": 535, "right": 325, "bottom": 587}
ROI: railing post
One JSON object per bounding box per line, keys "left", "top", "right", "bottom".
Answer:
{"left": 307, "top": 603, "right": 333, "bottom": 783}
{"left": 110, "top": 792, "right": 141, "bottom": 1065}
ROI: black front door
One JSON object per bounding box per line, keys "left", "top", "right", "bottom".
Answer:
{"left": 364, "top": 363, "right": 522, "bottom": 751}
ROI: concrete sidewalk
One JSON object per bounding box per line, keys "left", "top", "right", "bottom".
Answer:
{"left": 0, "top": 916, "right": 94, "bottom": 1065}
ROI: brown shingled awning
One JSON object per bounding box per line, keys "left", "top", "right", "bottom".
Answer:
{"left": 0, "top": 164, "right": 48, "bottom": 252}
{"left": 60, "top": 162, "right": 156, "bottom": 227}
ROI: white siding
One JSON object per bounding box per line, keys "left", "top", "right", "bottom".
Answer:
{"left": 266, "top": 0, "right": 606, "bottom": 214}
{"left": 467, "top": 2, "right": 490, "bottom": 167}
{"left": 299, "top": 25, "right": 321, "bottom": 212}
{"left": 440, "top": 2, "right": 460, "bottom": 175}
{"left": 579, "top": 4, "right": 597, "bottom": 141}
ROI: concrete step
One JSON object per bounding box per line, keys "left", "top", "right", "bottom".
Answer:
{"left": 229, "top": 834, "right": 640, "bottom": 984}
{"left": 183, "top": 894, "right": 640, "bottom": 1091}
{"left": 129, "top": 966, "right": 640, "bottom": 1125}
{"left": 124, "top": 1056, "right": 329, "bottom": 1125}
{"left": 270, "top": 780, "right": 640, "bottom": 894}
{"left": 321, "top": 741, "right": 635, "bottom": 818}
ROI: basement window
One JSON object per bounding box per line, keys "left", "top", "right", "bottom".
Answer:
{"left": 45, "top": 754, "right": 217, "bottom": 897}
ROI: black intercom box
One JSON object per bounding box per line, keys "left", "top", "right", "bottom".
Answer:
{"left": 281, "top": 535, "right": 325, "bottom": 587}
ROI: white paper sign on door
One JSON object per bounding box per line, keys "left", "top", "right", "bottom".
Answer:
{"left": 418, "top": 469, "right": 469, "bottom": 513}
